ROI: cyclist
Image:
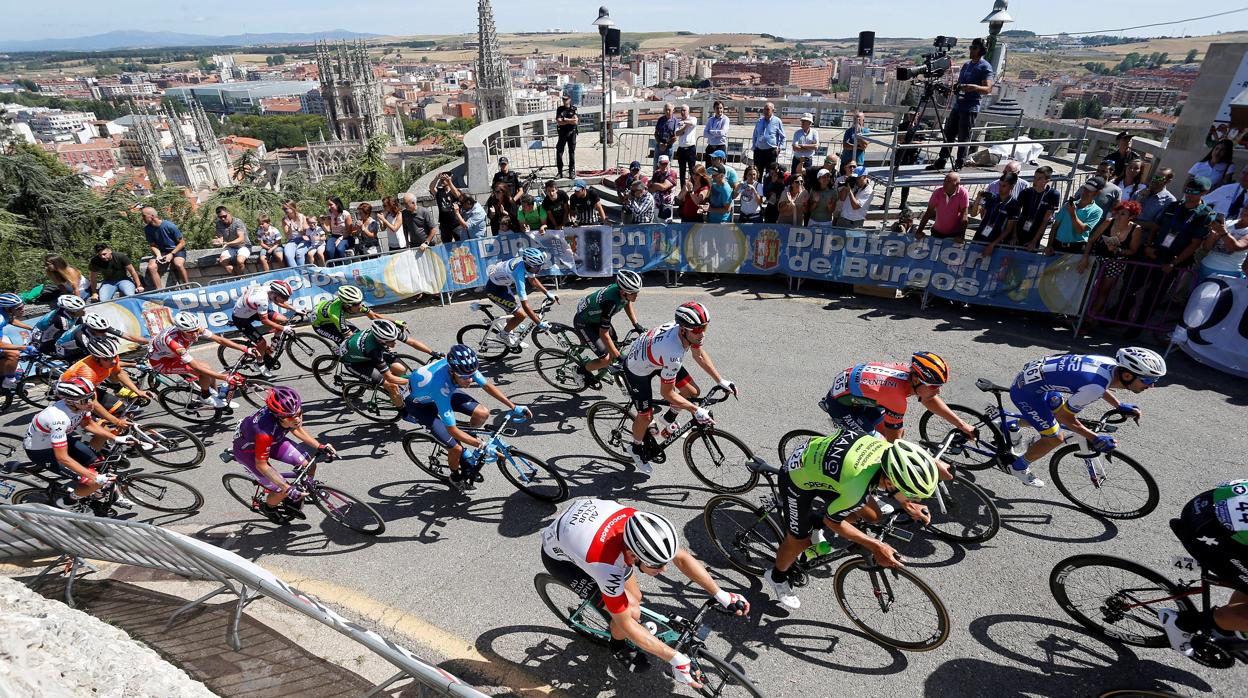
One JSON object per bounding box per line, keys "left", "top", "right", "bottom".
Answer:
{"left": 60, "top": 335, "right": 150, "bottom": 428}
{"left": 1006, "top": 346, "right": 1165, "bottom": 488}
{"left": 483, "top": 247, "right": 558, "bottom": 349}
{"left": 230, "top": 280, "right": 299, "bottom": 378}
{"left": 56, "top": 312, "right": 147, "bottom": 363}
{"left": 621, "top": 302, "right": 736, "bottom": 475}
{"left": 540, "top": 499, "right": 749, "bottom": 686}
{"left": 0, "top": 293, "right": 33, "bottom": 391}
{"left": 146, "top": 311, "right": 251, "bottom": 410}
{"left": 230, "top": 386, "right": 337, "bottom": 522}
{"left": 401, "top": 344, "right": 531, "bottom": 487}
{"left": 572, "top": 269, "right": 645, "bottom": 385}
{"left": 1159, "top": 479, "right": 1248, "bottom": 657}
{"left": 29, "top": 295, "right": 86, "bottom": 356}
{"left": 341, "top": 319, "right": 440, "bottom": 408}
{"left": 820, "top": 352, "right": 977, "bottom": 443}
{"left": 311, "top": 285, "right": 389, "bottom": 353}
{"left": 22, "top": 377, "right": 135, "bottom": 506}
{"left": 766, "top": 431, "right": 941, "bottom": 610}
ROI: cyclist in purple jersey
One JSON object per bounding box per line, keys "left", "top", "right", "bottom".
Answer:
{"left": 231, "top": 387, "right": 336, "bottom": 518}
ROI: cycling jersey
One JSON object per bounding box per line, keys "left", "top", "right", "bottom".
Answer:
{"left": 1173, "top": 480, "right": 1248, "bottom": 593}
{"left": 824, "top": 363, "right": 913, "bottom": 431}
{"left": 312, "top": 297, "right": 370, "bottom": 331}
{"left": 574, "top": 284, "right": 625, "bottom": 330}
{"left": 24, "top": 401, "right": 93, "bottom": 451}
{"left": 780, "top": 428, "right": 888, "bottom": 537}
{"left": 1009, "top": 354, "right": 1116, "bottom": 437}
{"left": 231, "top": 408, "right": 308, "bottom": 491}
{"left": 341, "top": 330, "right": 388, "bottom": 366}
{"left": 624, "top": 322, "right": 685, "bottom": 381}
{"left": 56, "top": 325, "right": 124, "bottom": 359}
{"left": 540, "top": 498, "right": 638, "bottom": 613}
{"left": 60, "top": 356, "right": 120, "bottom": 386}
{"left": 485, "top": 258, "right": 530, "bottom": 302}
{"left": 30, "top": 309, "right": 75, "bottom": 350}
{"left": 147, "top": 327, "right": 211, "bottom": 363}
{"left": 232, "top": 287, "right": 273, "bottom": 320}
{"left": 404, "top": 359, "right": 487, "bottom": 426}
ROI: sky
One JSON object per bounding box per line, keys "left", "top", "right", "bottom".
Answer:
{"left": 3, "top": 0, "right": 1246, "bottom": 42}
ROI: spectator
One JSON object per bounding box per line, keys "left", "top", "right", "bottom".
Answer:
{"left": 88, "top": 243, "right": 143, "bottom": 301}
{"left": 623, "top": 179, "right": 657, "bottom": 224}
{"left": 429, "top": 172, "right": 462, "bottom": 241}
{"left": 793, "top": 160, "right": 808, "bottom": 185}
{"left": 738, "top": 166, "right": 764, "bottom": 223}
{"left": 614, "top": 161, "right": 648, "bottom": 198}
{"left": 974, "top": 172, "right": 1024, "bottom": 256}
{"left": 706, "top": 166, "right": 734, "bottom": 224}
{"left": 751, "top": 102, "right": 785, "bottom": 173}
{"left": 1205, "top": 167, "right": 1248, "bottom": 219}
{"left": 653, "top": 103, "right": 679, "bottom": 170}
{"left": 834, "top": 166, "right": 873, "bottom": 228}
{"left": 674, "top": 104, "right": 699, "bottom": 188}
{"left": 763, "top": 163, "right": 789, "bottom": 223}
{"left": 140, "top": 206, "right": 188, "bottom": 289}
{"left": 554, "top": 93, "right": 578, "bottom": 179}
{"left": 570, "top": 179, "right": 607, "bottom": 226}
{"left": 212, "top": 206, "right": 251, "bottom": 274}
{"left": 1116, "top": 158, "right": 1148, "bottom": 202}
{"left": 836, "top": 160, "right": 858, "bottom": 188}
{"left": 254, "top": 214, "right": 284, "bottom": 271}
{"left": 679, "top": 165, "right": 711, "bottom": 223}
{"left": 702, "top": 100, "right": 730, "bottom": 162}
{"left": 1133, "top": 167, "right": 1177, "bottom": 236}
{"left": 1077, "top": 200, "right": 1144, "bottom": 323}
{"left": 514, "top": 195, "right": 545, "bottom": 231}
{"left": 1093, "top": 160, "right": 1122, "bottom": 216}
{"left": 453, "top": 193, "right": 488, "bottom": 239}
{"left": 400, "top": 192, "right": 438, "bottom": 248}
{"left": 707, "top": 150, "right": 740, "bottom": 191}
{"left": 1200, "top": 207, "right": 1248, "bottom": 279}
{"left": 381, "top": 196, "right": 406, "bottom": 250}
{"left": 840, "top": 111, "right": 869, "bottom": 168}
{"left": 890, "top": 208, "right": 917, "bottom": 235}
{"left": 1046, "top": 177, "right": 1106, "bottom": 255}
{"left": 970, "top": 164, "right": 1023, "bottom": 222}
{"left": 355, "top": 203, "right": 382, "bottom": 255}
{"left": 280, "top": 201, "right": 309, "bottom": 244}
{"left": 324, "top": 196, "right": 354, "bottom": 261}
{"left": 884, "top": 109, "right": 921, "bottom": 212}
{"left": 492, "top": 156, "right": 522, "bottom": 199}
{"left": 1103, "top": 131, "right": 1141, "bottom": 181}
{"left": 792, "top": 113, "right": 819, "bottom": 174}
{"left": 486, "top": 183, "right": 517, "bottom": 235}
{"left": 806, "top": 153, "right": 838, "bottom": 191}
{"left": 496, "top": 213, "right": 524, "bottom": 234}
{"left": 927, "top": 37, "right": 993, "bottom": 172}
{"left": 806, "top": 169, "right": 838, "bottom": 225}
{"left": 309, "top": 216, "right": 329, "bottom": 265}
{"left": 648, "top": 155, "right": 678, "bottom": 220}
{"left": 283, "top": 210, "right": 313, "bottom": 267}
{"left": 915, "top": 172, "right": 970, "bottom": 241}
{"left": 542, "top": 180, "right": 572, "bottom": 230}
{"left": 777, "top": 176, "right": 808, "bottom": 226}
{"left": 1189, "top": 138, "right": 1235, "bottom": 188}
{"left": 42, "top": 254, "right": 88, "bottom": 301}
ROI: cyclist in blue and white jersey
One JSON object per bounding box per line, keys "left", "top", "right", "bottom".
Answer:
{"left": 483, "top": 248, "right": 558, "bottom": 349}
{"left": 0, "top": 293, "right": 33, "bottom": 391}
{"left": 29, "top": 295, "right": 87, "bottom": 355}
{"left": 400, "top": 344, "right": 531, "bottom": 486}
{"left": 1006, "top": 347, "right": 1165, "bottom": 488}
{"left": 56, "top": 312, "right": 146, "bottom": 364}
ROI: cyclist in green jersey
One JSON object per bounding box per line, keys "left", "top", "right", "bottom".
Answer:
{"left": 766, "top": 430, "right": 941, "bottom": 610}
{"left": 572, "top": 270, "right": 645, "bottom": 383}
{"left": 340, "top": 319, "right": 441, "bottom": 408}
{"left": 312, "top": 285, "right": 390, "bottom": 351}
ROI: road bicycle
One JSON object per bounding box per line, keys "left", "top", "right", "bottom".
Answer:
{"left": 533, "top": 326, "right": 643, "bottom": 394}
{"left": 456, "top": 296, "right": 564, "bottom": 361}
{"left": 216, "top": 312, "right": 334, "bottom": 377}
{"left": 702, "top": 457, "right": 951, "bottom": 651}
{"left": 310, "top": 354, "right": 426, "bottom": 424}
{"left": 586, "top": 385, "right": 757, "bottom": 493}
{"left": 1050, "top": 549, "right": 1248, "bottom": 669}
{"left": 221, "top": 448, "right": 385, "bottom": 535}
{"left": 401, "top": 412, "right": 567, "bottom": 502}
{"left": 96, "top": 389, "right": 207, "bottom": 470}
{"left": 776, "top": 429, "right": 1000, "bottom": 545}
{"left": 153, "top": 352, "right": 275, "bottom": 426}
{"left": 916, "top": 378, "right": 1159, "bottom": 520}
{"left": 2, "top": 350, "right": 69, "bottom": 410}
{"left": 534, "top": 574, "right": 764, "bottom": 696}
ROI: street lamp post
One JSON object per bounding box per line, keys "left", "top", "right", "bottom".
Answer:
{"left": 592, "top": 6, "right": 615, "bottom": 174}
{"left": 980, "top": 0, "right": 1014, "bottom": 77}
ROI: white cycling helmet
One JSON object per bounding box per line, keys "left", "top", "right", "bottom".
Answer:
{"left": 85, "top": 336, "right": 120, "bottom": 359}
{"left": 370, "top": 319, "right": 401, "bottom": 343}
{"left": 623, "top": 511, "right": 679, "bottom": 567}
{"left": 337, "top": 285, "right": 364, "bottom": 305}
{"left": 56, "top": 376, "right": 96, "bottom": 401}
{"left": 1115, "top": 347, "right": 1166, "bottom": 379}
{"left": 173, "top": 312, "right": 204, "bottom": 332}
{"left": 83, "top": 313, "right": 110, "bottom": 331}
{"left": 881, "top": 439, "right": 939, "bottom": 499}
{"left": 57, "top": 295, "right": 87, "bottom": 312}
{"left": 615, "top": 270, "right": 643, "bottom": 294}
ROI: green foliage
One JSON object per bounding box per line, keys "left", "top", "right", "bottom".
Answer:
{"left": 265, "top": 54, "right": 286, "bottom": 66}
{"left": 3, "top": 91, "right": 130, "bottom": 120}
{"left": 219, "top": 114, "right": 327, "bottom": 150}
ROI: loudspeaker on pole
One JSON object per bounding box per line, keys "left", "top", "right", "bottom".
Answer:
{"left": 857, "top": 31, "right": 875, "bottom": 58}
{"left": 605, "top": 28, "right": 622, "bottom": 56}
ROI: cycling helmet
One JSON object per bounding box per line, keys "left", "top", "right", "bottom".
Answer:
{"left": 674, "top": 301, "right": 710, "bottom": 328}
{"left": 56, "top": 376, "right": 96, "bottom": 401}
{"left": 0, "top": 293, "right": 24, "bottom": 309}
{"left": 881, "top": 439, "right": 940, "bottom": 499}
{"left": 83, "top": 313, "right": 111, "bottom": 331}
{"left": 446, "top": 343, "right": 479, "bottom": 376}
{"left": 521, "top": 247, "right": 547, "bottom": 272}
{"left": 336, "top": 285, "right": 364, "bottom": 305}
{"left": 623, "top": 511, "right": 680, "bottom": 568}
{"left": 173, "top": 312, "right": 203, "bottom": 332}
{"left": 911, "top": 351, "right": 949, "bottom": 385}
{"left": 370, "top": 319, "right": 401, "bottom": 343}
{"left": 1115, "top": 346, "right": 1166, "bottom": 379}
{"left": 615, "top": 269, "right": 643, "bottom": 294}
{"left": 85, "top": 336, "right": 120, "bottom": 359}
{"left": 57, "top": 295, "right": 87, "bottom": 312}
{"left": 268, "top": 280, "right": 292, "bottom": 299}
{"left": 265, "top": 386, "right": 303, "bottom": 417}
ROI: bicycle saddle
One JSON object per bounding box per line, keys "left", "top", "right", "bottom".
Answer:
{"left": 747, "top": 457, "right": 783, "bottom": 476}
{"left": 976, "top": 378, "right": 1010, "bottom": 393}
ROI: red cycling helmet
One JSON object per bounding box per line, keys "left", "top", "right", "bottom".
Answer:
{"left": 265, "top": 386, "right": 302, "bottom": 417}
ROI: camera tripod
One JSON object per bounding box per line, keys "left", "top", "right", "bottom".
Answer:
{"left": 906, "top": 77, "right": 951, "bottom": 146}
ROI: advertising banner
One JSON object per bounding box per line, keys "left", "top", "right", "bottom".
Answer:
{"left": 1172, "top": 276, "right": 1248, "bottom": 377}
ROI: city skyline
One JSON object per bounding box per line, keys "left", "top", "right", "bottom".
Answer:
{"left": 4, "top": 0, "right": 1245, "bottom": 45}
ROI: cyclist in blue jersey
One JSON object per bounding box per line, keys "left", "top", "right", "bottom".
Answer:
{"left": 400, "top": 344, "right": 531, "bottom": 486}
{"left": 1007, "top": 346, "right": 1165, "bottom": 487}
{"left": 483, "top": 248, "right": 558, "bottom": 349}
{"left": 0, "top": 293, "right": 33, "bottom": 391}
{"left": 29, "top": 295, "right": 87, "bottom": 355}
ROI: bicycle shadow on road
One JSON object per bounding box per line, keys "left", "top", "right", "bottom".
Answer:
{"left": 194, "top": 518, "right": 379, "bottom": 559}
{"left": 506, "top": 389, "right": 603, "bottom": 438}
{"left": 365, "top": 479, "right": 559, "bottom": 540}
{"left": 467, "top": 623, "right": 659, "bottom": 697}
{"left": 315, "top": 422, "right": 403, "bottom": 461}
{"left": 991, "top": 495, "right": 1121, "bottom": 545}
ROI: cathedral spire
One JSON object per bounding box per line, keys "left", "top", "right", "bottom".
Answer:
{"left": 477, "top": 0, "right": 515, "bottom": 122}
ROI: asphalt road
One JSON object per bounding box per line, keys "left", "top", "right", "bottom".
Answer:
{"left": 4, "top": 275, "right": 1243, "bottom": 698}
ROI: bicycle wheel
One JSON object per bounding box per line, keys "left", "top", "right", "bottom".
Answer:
{"left": 777, "top": 428, "right": 821, "bottom": 467}
{"left": 586, "top": 401, "right": 635, "bottom": 463}
{"left": 311, "top": 484, "right": 386, "bottom": 535}
{"left": 456, "top": 323, "right": 510, "bottom": 361}
{"left": 925, "top": 473, "right": 1000, "bottom": 545}
{"left": 533, "top": 348, "right": 589, "bottom": 394}
{"left": 684, "top": 429, "right": 759, "bottom": 494}
{"left": 917, "top": 404, "right": 1004, "bottom": 471}
{"left": 402, "top": 432, "right": 453, "bottom": 485}
{"left": 310, "top": 355, "right": 342, "bottom": 393}
{"left": 217, "top": 343, "right": 262, "bottom": 378}
{"left": 221, "top": 473, "right": 262, "bottom": 511}
{"left": 1049, "top": 446, "right": 1159, "bottom": 520}
{"left": 237, "top": 378, "right": 275, "bottom": 410}
{"left": 133, "top": 423, "right": 205, "bottom": 469}
{"left": 342, "top": 381, "right": 401, "bottom": 423}
{"left": 690, "top": 648, "right": 765, "bottom": 698}
{"left": 702, "top": 495, "right": 784, "bottom": 577}
{"left": 118, "top": 474, "right": 204, "bottom": 513}
{"left": 532, "top": 322, "right": 580, "bottom": 352}
{"left": 534, "top": 573, "right": 612, "bottom": 643}
{"left": 1049, "top": 554, "right": 1193, "bottom": 648}
{"left": 1097, "top": 690, "right": 1187, "bottom": 698}
{"left": 833, "top": 557, "right": 951, "bottom": 651}
{"left": 497, "top": 448, "right": 568, "bottom": 502}
{"left": 16, "top": 372, "right": 57, "bottom": 409}
{"left": 155, "top": 384, "right": 218, "bottom": 424}
{"left": 286, "top": 332, "right": 334, "bottom": 372}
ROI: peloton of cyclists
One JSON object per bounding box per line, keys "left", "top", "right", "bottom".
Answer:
{"left": 483, "top": 248, "right": 559, "bottom": 349}
{"left": 60, "top": 335, "right": 150, "bottom": 430}
{"left": 572, "top": 269, "right": 645, "bottom": 386}
{"left": 230, "top": 280, "right": 300, "bottom": 378}
{"left": 147, "top": 312, "right": 251, "bottom": 410}
{"left": 28, "top": 295, "right": 86, "bottom": 356}
{"left": 340, "top": 319, "right": 441, "bottom": 407}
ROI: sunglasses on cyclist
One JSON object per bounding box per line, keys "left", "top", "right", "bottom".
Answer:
{"left": 1135, "top": 376, "right": 1159, "bottom": 386}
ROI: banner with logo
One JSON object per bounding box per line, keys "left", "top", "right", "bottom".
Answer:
{"left": 1172, "top": 276, "right": 1248, "bottom": 377}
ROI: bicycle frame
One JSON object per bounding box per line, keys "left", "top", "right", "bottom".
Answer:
{"left": 460, "top": 413, "right": 538, "bottom": 483}
{"left": 471, "top": 296, "right": 556, "bottom": 336}
{"left": 635, "top": 385, "right": 734, "bottom": 460}
{"left": 562, "top": 592, "right": 724, "bottom": 661}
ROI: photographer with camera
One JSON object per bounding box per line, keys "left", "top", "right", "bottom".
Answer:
{"left": 927, "top": 37, "right": 994, "bottom": 173}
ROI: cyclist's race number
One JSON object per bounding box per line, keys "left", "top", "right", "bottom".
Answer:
{"left": 1171, "top": 555, "right": 1199, "bottom": 573}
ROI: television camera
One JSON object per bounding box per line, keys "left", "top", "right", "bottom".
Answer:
{"left": 896, "top": 35, "right": 958, "bottom": 82}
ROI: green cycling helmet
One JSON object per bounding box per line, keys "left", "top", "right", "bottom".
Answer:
{"left": 881, "top": 439, "right": 939, "bottom": 499}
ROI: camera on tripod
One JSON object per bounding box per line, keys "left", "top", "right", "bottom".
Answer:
{"left": 896, "top": 35, "right": 958, "bottom": 81}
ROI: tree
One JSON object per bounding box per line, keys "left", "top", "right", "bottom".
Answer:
{"left": 1061, "top": 100, "right": 1083, "bottom": 119}
{"left": 1084, "top": 99, "right": 1103, "bottom": 119}
{"left": 231, "top": 149, "right": 263, "bottom": 183}
{"left": 1185, "top": 48, "right": 1199, "bottom": 63}
{"left": 219, "top": 114, "right": 329, "bottom": 150}
{"left": 1121, "top": 108, "right": 1135, "bottom": 119}
{"left": 345, "top": 136, "right": 392, "bottom": 197}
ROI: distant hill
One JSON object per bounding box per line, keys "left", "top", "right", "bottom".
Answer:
{"left": 0, "top": 29, "right": 379, "bottom": 52}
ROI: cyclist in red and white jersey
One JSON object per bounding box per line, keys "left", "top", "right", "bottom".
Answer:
{"left": 22, "top": 377, "right": 135, "bottom": 504}
{"left": 621, "top": 302, "right": 736, "bottom": 475}
{"left": 540, "top": 498, "right": 748, "bottom": 686}
{"left": 148, "top": 311, "right": 251, "bottom": 409}
{"left": 231, "top": 280, "right": 299, "bottom": 378}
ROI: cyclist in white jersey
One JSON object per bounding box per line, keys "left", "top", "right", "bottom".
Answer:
{"left": 621, "top": 302, "right": 736, "bottom": 475}
{"left": 23, "top": 377, "right": 134, "bottom": 503}
{"left": 540, "top": 498, "right": 749, "bottom": 686}
{"left": 231, "top": 279, "right": 298, "bottom": 377}
{"left": 482, "top": 248, "right": 558, "bottom": 348}
{"left": 147, "top": 312, "right": 251, "bottom": 409}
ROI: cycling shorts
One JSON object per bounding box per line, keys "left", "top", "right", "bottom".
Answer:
{"left": 1008, "top": 385, "right": 1065, "bottom": 437}
{"left": 623, "top": 366, "right": 693, "bottom": 414}
{"left": 573, "top": 321, "right": 616, "bottom": 356}
{"left": 25, "top": 437, "right": 96, "bottom": 482}
{"left": 233, "top": 314, "right": 268, "bottom": 343}
{"left": 234, "top": 440, "right": 308, "bottom": 493}
{"left": 342, "top": 360, "right": 385, "bottom": 384}
{"left": 313, "top": 323, "right": 357, "bottom": 346}
{"left": 150, "top": 356, "right": 196, "bottom": 376}
{"left": 541, "top": 548, "right": 603, "bottom": 603}
{"left": 776, "top": 470, "right": 839, "bottom": 539}
{"left": 484, "top": 281, "right": 518, "bottom": 312}
{"left": 818, "top": 396, "right": 885, "bottom": 435}
{"left": 402, "top": 392, "right": 481, "bottom": 448}
{"left": 1171, "top": 494, "right": 1248, "bottom": 594}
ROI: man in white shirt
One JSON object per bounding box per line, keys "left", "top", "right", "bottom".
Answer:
{"left": 1205, "top": 168, "right": 1248, "bottom": 219}
{"left": 834, "top": 166, "right": 874, "bottom": 228}
{"left": 674, "top": 105, "right": 699, "bottom": 188}
{"left": 791, "top": 113, "right": 820, "bottom": 175}
{"left": 702, "top": 101, "right": 730, "bottom": 163}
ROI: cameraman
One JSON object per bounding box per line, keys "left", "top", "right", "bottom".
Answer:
{"left": 928, "top": 37, "right": 993, "bottom": 173}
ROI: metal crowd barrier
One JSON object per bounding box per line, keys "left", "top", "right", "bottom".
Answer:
{"left": 1078, "top": 257, "right": 1198, "bottom": 335}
